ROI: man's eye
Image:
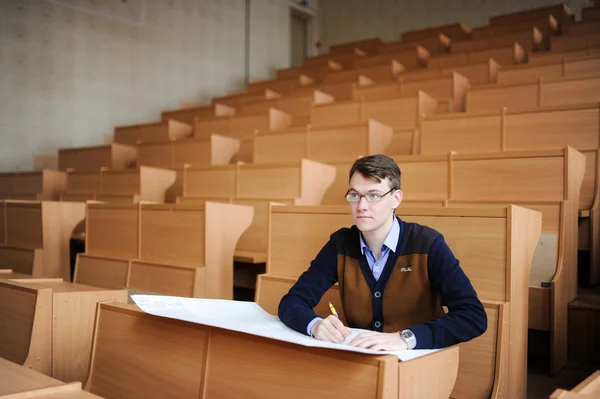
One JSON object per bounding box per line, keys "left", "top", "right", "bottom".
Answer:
{"left": 367, "top": 194, "right": 380, "bottom": 201}
{"left": 349, "top": 194, "right": 360, "bottom": 200}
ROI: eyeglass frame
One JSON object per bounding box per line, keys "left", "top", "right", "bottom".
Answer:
{"left": 344, "top": 187, "right": 398, "bottom": 203}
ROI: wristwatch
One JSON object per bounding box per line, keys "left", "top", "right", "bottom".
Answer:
{"left": 400, "top": 329, "right": 416, "bottom": 349}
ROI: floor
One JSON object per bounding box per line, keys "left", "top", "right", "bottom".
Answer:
{"left": 527, "top": 366, "right": 594, "bottom": 398}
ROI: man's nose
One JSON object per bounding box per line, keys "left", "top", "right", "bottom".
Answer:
{"left": 357, "top": 196, "right": 369, "bottom": 208}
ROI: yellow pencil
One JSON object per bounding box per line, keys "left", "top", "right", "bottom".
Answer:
{"left": 328, "top": 301, "right": 339, "bottom": 318}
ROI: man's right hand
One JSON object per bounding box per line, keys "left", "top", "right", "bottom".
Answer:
{"left": 311, "top": 316, "right": 351, "bottom": 343}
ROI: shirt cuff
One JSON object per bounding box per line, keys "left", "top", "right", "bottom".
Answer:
{"left": 409, "top": 324, "right": 433, "bottom": 349}
{"left": 306, "top": 317, "right": 323, "bottom": 336}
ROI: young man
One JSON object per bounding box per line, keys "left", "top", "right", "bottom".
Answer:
{"left": 278, "top": 154, "right": 487, "bottom": 350}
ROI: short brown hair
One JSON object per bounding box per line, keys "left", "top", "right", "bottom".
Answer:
{"left": 349, "top": 154, "right": 401, "bottom": 189}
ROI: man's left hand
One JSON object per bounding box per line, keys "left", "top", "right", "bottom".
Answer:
{"left": 348, "top": 331, "right": 408, "bottom": 351}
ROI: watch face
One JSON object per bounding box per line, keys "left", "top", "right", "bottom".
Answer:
{"left": 402, "top": 330, "right": 413, "bottom": 340}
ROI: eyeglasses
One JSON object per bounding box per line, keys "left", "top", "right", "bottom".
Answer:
{"left": 345, "top": 188, "right": 396, "bottom": 203}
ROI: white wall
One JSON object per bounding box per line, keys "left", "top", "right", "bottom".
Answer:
{"left": 0, "top": 0, "right": 290, "bottom": 171}
{"left": 318, "top": 0, "right": 593, "bottom": 52}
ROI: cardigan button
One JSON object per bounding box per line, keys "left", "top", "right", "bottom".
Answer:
{"left": 374, "top": 291, "right": 381, "bottom": 298}
{"left": 374, "top": 321, "right": 382, "bottom": 328}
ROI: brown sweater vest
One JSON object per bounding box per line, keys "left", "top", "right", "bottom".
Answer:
{"left": 334, "top": 220, "right": 443, "bottom": 332}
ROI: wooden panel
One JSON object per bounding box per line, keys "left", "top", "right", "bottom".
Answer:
{"left": 361, "top": 97, "right": 419, "bottom": 129}
{"left": 0, "top": 283, "right": 37, "bottom": 365}
{"left": 66, "top": 172, "right": 102, "bottom": 194}
{"left": 74, "top": 255, "right": 129, "bottom": 290}
{"left": 137, "top": 142, "right": 171, "bottom": 169}
{"left": 87, "top": 304, "right": 208, "bottom": 399}
{"left": 467, "top": 84, "right": 538, "bottom": 113}
{"left": 171, "top": 139, "right": 211, "bottom": 168}
{"left": 59, "top": 146, "right": 113, "bottom": 172}
{"left": 161, "top": 104, "right": 236, "bottom": 125}
{"left": 398, "top": 160, "right": 449, "bottom": 201}
{"left": 184, "top": 168, "right": 236, "bottom": 198}
{"left": 542, "top": 77, "right": 600, "bottom": 107}
{"left": 581, "top": 151, "right": 597, "bottom": 210}
{"left": 551, "top": 32, "right": 600, "bottom": 53}
{"left": 422, "top": 114, "right": 501, "bottom": 154}
{"left": 0, "top": 246, "right": 41, "bottom": 275}
{"left": 254, "top": 131, "right": 308, "bottom": 164}
{"left": 86, "top": 205, "right": 139, "bottom": 259}
{"left": 128, "top": 261, "right": 201, "bottom": 297}
{"left": 234, "top": 200, "right": 275, "bottom": 254}
{"left": 139, "top": 207, "right": 205, "bottom": 266}
{"left": 311, "top": 102, "right": 361, "bottom": 126}
{"left": 237, "top": 166, "right": 301, "bottom": 199}
{"left": 6, "top": 202, "right": 43, "bottom": 249}
{"left": 453, "top": 157, "right": 564, "bottom": 201}
{"left": 497, "top": 63, "right": 562, "bottom": 84}
{"left": 400, "top": 23, "right": 471, "bottom": 42}
{"left": 0, "top": 357, "right": 65, "bottom": 396}
{"left": 101, "top": 171, "right": 140, "bottom": 195}
{"left": 529, "top": 286, "right": 551, "bottom": 330}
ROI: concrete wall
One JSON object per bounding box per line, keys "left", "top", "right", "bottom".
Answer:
{"left": 318, "top": 0, "right": 592, "bottom": 52}
{"left": 0, "top": 0, "right": 289, "bottom": 171}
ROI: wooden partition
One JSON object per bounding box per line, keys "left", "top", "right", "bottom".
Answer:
{"left": 276, "top": 60, "right": 342, "bottom": 82}
{"left": 467, "top": 76, "right": 600, "bottom": 113}
{"left": 399, "top": 58, "right": 500, "bottom": 85}
{"left": 471, "top": 15, "right": 558, "bottom": 49}
{"left": 489, "top": 4, "right": 571, "bottom": 34}
{"left": 567, "top": 19, "right": 600, "bottom": 36}
{"left": 246, "top": 74, "right": 314, "bottom": 95}
{"left": 58, "top": 143, "right": 137, "bottom": 172}
{"left": 255, "top": 205, "right": 541, "bottom": 399}
{"left": 253, "top": 120, "right": 393, "bottom": 164}
{"left": 352, "top": 72, "right": 470, "bottom": 112}
{"left": 113, "top": 119, "right": 192, "bottom": 146}
{"left": 551, "top": 32, "right": 600, "bottom": 53}
{"left": 212, "top": 88, "right": 281, "bottom": 109}
{"left": 323, "top": 61, "right": 405, "bottom": 84}
{"left": 528, "top": 47, "right": 600, "bottom": 66}
{"left": 303, "top": 50, "right": 366, "bottom": 69}
{"left": 0, "top": 170, "right": 66, "bottom": 201}
{"left": 137, "top": 134, "right": 240, "bottom": 169}
{"left": 0, "top": 279, "right": 126, "bottom": 383}
{"left": 497, "top": 55, "right": 600, "bottom": 84}
{"left": 321, "top": 148, "right": 585, "bottom": 374}
{"left": 420, "top": 104, "right": 600, "bottom": 287}
{"left": 354, "top": 46, "right": 430, "bottom": 69}
{"left": 582, "top": 6, "right": 600, "bottom": 21}
{"left": 75, "top": 201, "right": 252, "bottom": 299}
{"left": 452, "top": 27, "right": 544, "bottom": 53}
{"left": 182, "top": 159, "right": 336, "bottom": 206}
{"left": 160, "top": 103, "right": 236, "bottom": 125}
{"left": 428, "top": 42, "right": 527, "bottom": 68}
{"left": 0, "top": 200, "right": 85, "bottom": 280}
{"left": 85, "top": 301, "right": 459, "bottom": 399}
{"left": 329, "top": 37, "right": 384, "bottom": 55}
{"left": 239, "top": 90, "right": 334, "bottom": 127}
{"left": 382, "top": 35, "right": 451, "bottom": 57}
{"left": 0, "top": 356, "right": 103, "bottom": 398}
{"left": 400, "top": 23, "right": 472, "bottom": 42}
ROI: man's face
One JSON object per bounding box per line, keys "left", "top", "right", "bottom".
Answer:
{"left": 348, "top": 172, "right": 403, "bottom": 233}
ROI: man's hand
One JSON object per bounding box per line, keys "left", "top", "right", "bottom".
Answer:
{"left": 348, "top": 331, "right": 408, "bottom": 351}
{"left": 311, "top": 316, "right": 351, "bottom": 343}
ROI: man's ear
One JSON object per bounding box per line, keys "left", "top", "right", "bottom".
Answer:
{"left": 393, "top": 190, "right": 403, "bottom": 209}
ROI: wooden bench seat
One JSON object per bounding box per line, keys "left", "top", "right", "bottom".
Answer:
{"left": 160, "top": 103, "right": 236, "bottom": 125}
{"left": 276, "top": 60, "right": 341, "bottom": 82}
{"left": 194, "top": 108, "right": 292, "bottom": 162}
{"left": 381, "top": 35, "right": 451, "bottom": 56}
{"left": 497, "top": 55, "right": 600, "bottom": 84}
{"left": 329, "top": 37, "right": 385, "bottom": 55}
{"left": 0, "top": 200, "right": 85, "bottom": 280}
{"left": 323, "top": 60, "right": 405, "bottom": 84}
{"left": 320, "top": 148, "right": 585, "bottom": 374}
{"left": 0, "top": 357, "right": 102, "bottom": 399}
{"left": 181, "top": 159, "right": 336, "bottom": 205}
{"left": 0, "top": 279, "right": 126, "bottom": 383}
{"left": 0, "top": 170, "right": 66, "bottom": 201}
{"left": 74, "top": 202, "right": 252, "bottom": 299}
{"left": 137, "top": 134, "right": 240, "bottom": 169}
{"left": 452, "top": 27, "right": 544, "bottom": 53}
{"left": 489, "top": 4, "right": 571, "bottom": 34}
{"left": 398, "top": 58, "right": 500, "bottom": 85}
{"left": 238, "top": 90, "right": 334, "bottom": 127}
{"left": 211, "top": 88, "right": 281, "bottom": 109}
{"left": 253, "top": 120, "right": 393, "bottom": 164}
{"left": 467, "top": 76, "right": 600, "bottom": 113}
{"left": 255, "top": 204, "right": 541, "bottom": 399}
{"left": 84, "top": 301, "right": 459, "bottom": 399}
{"left": 113, "top": 119, "right": 192, "bottom": 146}
{"left": 420, "top": 104, "right": 600, "bottom": 287}
{"left": 400, "top": 23, "right": 472, "bottom": 43}
{"left": 352, "top": 72, "right": 469, "bottom": 112}
{"left": 58, "top": 143, "right": 137, "bottom": 172}
{"left": 354, "top": 46, "right": 430, "bottom": 70}
{"left": 61, "top": 166, "right": 176, "bottom": 204}
{"left": 551, "top": 32, "right": 600, "bottom": 53}
{"left": 245, "top": 74, "right": 315, "bottom": 95}
{"left": 428, "top": 42, "right": 527, "bottom": 68}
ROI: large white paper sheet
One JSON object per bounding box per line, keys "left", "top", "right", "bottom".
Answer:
{"left": 131, "top": 294, "right": 440, "bottom": 361}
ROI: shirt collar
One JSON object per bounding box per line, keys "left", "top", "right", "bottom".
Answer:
{"left": 359, "top": 216, "right": 400, "bottom": 255}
